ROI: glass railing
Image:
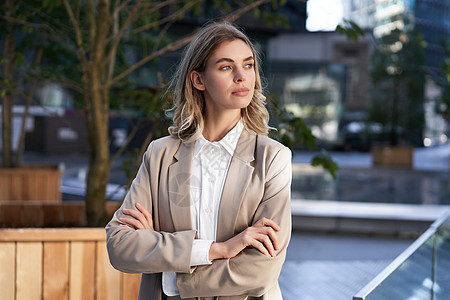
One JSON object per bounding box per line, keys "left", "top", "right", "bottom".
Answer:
{"left": 353, "top": 210, "right": 450, "bottom": 300}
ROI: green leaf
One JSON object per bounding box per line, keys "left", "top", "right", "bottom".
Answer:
{"left": 271, "top": 0, "right": 278, "bottom": 9}
{"left": 336, "top": 19, "right": 365, "bottom": 41}
{"left": 15, "top": 52, "right": 25, "bottom": 66}
{"left": 311, "top": 150, "right": 339, "bottom": 179}
{"left": 253, "top": 7, "right": 260, "bottom": 19}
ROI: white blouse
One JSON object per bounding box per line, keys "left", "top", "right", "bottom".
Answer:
{"left": 162, "top": 120, "right": 244, "bottom": 296}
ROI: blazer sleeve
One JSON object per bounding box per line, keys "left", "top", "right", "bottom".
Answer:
{"left": 105, "top": 142, "right": 197, "bottom": 274}
{"left": 176, "top": 146, "right": 292, "bottom": 298}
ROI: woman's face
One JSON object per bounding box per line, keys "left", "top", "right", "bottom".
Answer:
{"left": 191, "top": 39, "right": 256, "bottom": 118}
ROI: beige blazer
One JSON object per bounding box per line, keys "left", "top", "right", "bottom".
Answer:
{"left": 106, "top": 129, "right": 292, "bottom": 300}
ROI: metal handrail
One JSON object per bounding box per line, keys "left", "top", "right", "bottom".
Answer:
{"left": 353, "top": 208, "right": 450, "bottom": 300}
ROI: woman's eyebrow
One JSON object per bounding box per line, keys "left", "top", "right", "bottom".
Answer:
{"left": 215, "top": 56, "right": 254, "bottom": 64}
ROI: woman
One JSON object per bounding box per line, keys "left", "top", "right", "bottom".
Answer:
{"left": 106, "top": 22, "right": 292, "bottom": 300}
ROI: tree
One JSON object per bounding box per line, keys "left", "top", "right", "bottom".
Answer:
{"left": 369, "top": 18, "right": 427, "bottom": 146}
{"left": 3, "top": 0, "right": 340, "bottom": 227}
{"left": 3, "top": 0, "right": 290, "bottom": 226}
{"left": 1, "top": 0, "right": 48, "bottom": 168}
{"left": 0, "top": 0, "right": 16, "bottom": 168}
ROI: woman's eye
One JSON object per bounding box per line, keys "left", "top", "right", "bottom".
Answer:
{"left": 220, "top": 65, "right": 231, "bottom": 70}
{"left": 245, "top": 63, "right": 254, "bottom": 69}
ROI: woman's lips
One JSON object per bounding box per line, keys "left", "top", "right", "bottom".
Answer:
{"left": 232, "top": 88, "right": 249, "bottom": 97}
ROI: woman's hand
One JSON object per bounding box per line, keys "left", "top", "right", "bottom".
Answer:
{"left": 119, "top": 203, "right": 154, "bottom": 230}
{"left": 209, "top": 218, "right": 280, "bottom": 260}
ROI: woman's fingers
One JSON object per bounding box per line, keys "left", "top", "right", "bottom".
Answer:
{"left": 119, "top": 215, "right": 144, "bottom": 230}
{"left": 218, "top": 221, "right": 281, "bottom": 259}
{"left": 247, "top": 236, "right": 271, "bottom": 257}
{"left": 241, "top": 226, "right": 278, "bottom": 257}
{"left": 254, "top": 217, "right": 280, "bottom": 231}
{"left": 120, "top": 203, "right": 154, "bottom": 230}
{"left": 252, "top": 229, "right": 276, "bottom": 257}
{"left": 252, "top": 218, "right": 280, "bottom": 250}
{"left": 136, "top": 203, "right": 154, "bottom": 230}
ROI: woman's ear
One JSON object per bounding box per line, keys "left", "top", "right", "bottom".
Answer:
{"left": 190, "top": 71, "right": 206, "bottom": 91}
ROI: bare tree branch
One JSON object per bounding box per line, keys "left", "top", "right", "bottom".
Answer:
{"left": 110, "top": 118, "right": 142, "bottom": 163}
{"left": 224, "top": 0, "right": 271, "bottom": 22}
{"left": 109, "top": 0, "right": 273, "bottom": 88}
{"left": 22, "top": 3, "right": 74, "bottom": 33}
{"left": 152, "top": 16, "right": 176, "bottom": 52}
{"left": 76, "top": 0, "right": 82, "bottom": 25}
{"left": 58, "top": 76, "right": 86, "bottom": 94}
{"left": 107, "top": 2, "right": 120, "bottom": 83}
{"left": 139, "top": 0, "right": 178, "bottom": 15}
{"left": 132, "top": 0, "right": 202, "bottom": 34}
{"left": 86, "top": 0, "right": 96, "bottom": 53}
{"left": 109, "top": 34, "right": 193, "bottom": 87}
{"left": 62, "top": 0, "right": 88, "bottom": 66}
{"left": 103, "top": 0, "right": 143, "bottom": 66}
{"left": 15, "top": 48, "right": 42, "bottom": 166}
{"left": 0, "top": 15, "right": 58, "bottom": 36}
{"left": 115, "top": 0, "right": 134, "bottom": 14}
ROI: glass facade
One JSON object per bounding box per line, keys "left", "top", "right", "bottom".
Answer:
{"left": 414, "top": 0, "right": 450, "bottom": 70}
{"left": 344, "top": 0, "right": 449, "bottom": 72}
{"left": 267, "top": 62, "right": 347, "bottom": 144}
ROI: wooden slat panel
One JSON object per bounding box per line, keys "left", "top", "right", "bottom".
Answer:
{"left": 0, "top": 173, "right": 11, "bottom": 200}
{"left": 0, "top": 167, "right": 61, "bottom": 202}
{"left": 17, "top": 242, "right": 42, "bottom": 300}
{"left": 96, "top": 241, "right": 121, "bottom": 300}
{"left": 23, "top": 171, "right": 33, "bottom": 201}
{"left": 43, "top": 242, "right": 69, "bottom": 300}
{"left": 0, "top": 242, "right": 15, "bottom": 300}
{"left": 42, "top": 204, "right": 62, "bottom": 226}
{"left": 0, "top": 202, "right": 21, "bottom": 226}
{"left": 70, "top": 241, "right": 96, "bottom": 300}
{"left": 122, "top": 273, "right": 141, "bottom": 300}
{"left": 23, "top": 203, "right": 43, "bottom": 227}
{"left": 0, "top": 228, "right": 107, "bottom": 242}
{"left": 11, "top": 173, "right": 23, "bottom": 201}
{"left": 62, "top": 203, "right": 86, "bottom": 225}
{"left": 51, "top": 171, "right": 60, "bottom": 201}
{"left": 35, "top": 173, "right": 45, "bottom": 201}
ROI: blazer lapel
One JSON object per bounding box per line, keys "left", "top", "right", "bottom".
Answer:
{"left": 168, "top": 140, "right": 195, "bottom": 231}
{"left": 216, "top": 130, "right": 256, "bottom": 242}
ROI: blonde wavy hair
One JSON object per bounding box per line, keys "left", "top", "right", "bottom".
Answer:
{"left": 167, "top": 21, "right": 269, "bottom": 142}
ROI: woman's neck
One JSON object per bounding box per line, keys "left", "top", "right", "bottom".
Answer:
{"left": 203, "top": 111, "right": 241, "bottom": 142}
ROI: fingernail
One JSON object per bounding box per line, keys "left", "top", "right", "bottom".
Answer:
{"left": 276, "top": 225, "right": 280, "bottom": 230}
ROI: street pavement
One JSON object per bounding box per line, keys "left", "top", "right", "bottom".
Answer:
{"left": 280, "top": 232, "right": 415, "bottom": 300}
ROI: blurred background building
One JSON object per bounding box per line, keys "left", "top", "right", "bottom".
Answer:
{"left": 2, "top": 0, "right": 448, "bottom": 153}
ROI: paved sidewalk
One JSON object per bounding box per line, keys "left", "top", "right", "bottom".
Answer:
{"left": 280, "top": 232, "right": 415, "bottom": 300}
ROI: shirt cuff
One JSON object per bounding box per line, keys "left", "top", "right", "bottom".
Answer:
{"left": 190, "top": 239, "right": 214, "bottom": 266}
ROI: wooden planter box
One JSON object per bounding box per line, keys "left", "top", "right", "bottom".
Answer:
{"left": 0, "top": 201, "right": 120, "bottom": 228}
{"left": 0, "top": 228, "right": 140, "bottom": 300}
{"left": 372, "top": 146, "right": 414, "bottom": 167}
{"left": 0, "top": 165, "right": 61, "bottom": 202}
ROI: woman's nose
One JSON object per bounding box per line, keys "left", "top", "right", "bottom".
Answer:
{"left": 234, "top": 68, "right": 246, "bottom": 83}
